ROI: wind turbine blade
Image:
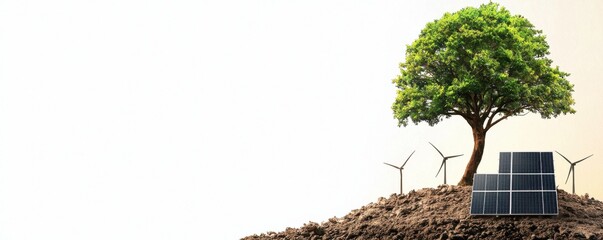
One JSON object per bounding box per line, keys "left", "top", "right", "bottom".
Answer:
{"left": 435, "top": 160, "right": 445, "bottom": 177}
{"left": 565, "top": 167, "right": 573, "bottom": 184}
{"left": 383, "top": 162, "right": 400, "bottom": 169}
{"left": 429, "top": 142, "right": 444, "bottom": 158}
{"left": 447, "top": 154, "right": 464, "bottom": 159}
{"left": 575, "top": 154, "right": 593, "bottom": 164}
{"left": 555, "top": 151, "right": 572, "bottom": 164}
{"left": 401, "top": 150, "right": 415, "bottom": 168}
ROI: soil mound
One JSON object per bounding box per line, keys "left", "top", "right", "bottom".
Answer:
{"left": 243, "top": 185, "right": 603, "bottom": 239}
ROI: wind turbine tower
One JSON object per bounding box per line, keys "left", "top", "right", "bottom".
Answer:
{"left": 429, "top": 142, "right": 463, "bottom": 185}
{"left": 384, "top": 150, "right": 415, "bottom": 194}
{"left": 555, "top": 151, "right": 593, "bottom": 194}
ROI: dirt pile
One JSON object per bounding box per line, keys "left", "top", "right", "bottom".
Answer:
{"left": 243, "top": 185, "right": 603, "bottom": 239}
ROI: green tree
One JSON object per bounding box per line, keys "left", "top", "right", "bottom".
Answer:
{"left": 392, "top": 3, "right": 575, "bottom": 185}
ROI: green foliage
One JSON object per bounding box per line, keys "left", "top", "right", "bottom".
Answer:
{"left": 392, "top": 3, "right": 575, "bottom": 129}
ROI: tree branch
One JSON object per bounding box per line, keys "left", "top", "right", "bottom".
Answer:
{"left": 471, "top": 94, "right": 479, "bottom": 115}
{"left": 485, "top": 104, "right": 530, "bottom": 131}
{"left": 485, "top": 114, "right": 509, "bottom": 131}
{"left": 479, "top": 99, "right": 493, "bottom": 124}
{"left": 449, "top": 108, "right": 471, "bottom": 120}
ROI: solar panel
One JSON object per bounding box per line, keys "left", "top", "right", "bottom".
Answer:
{"left": 470, "top": 152, "right": 558, "bottom": 215}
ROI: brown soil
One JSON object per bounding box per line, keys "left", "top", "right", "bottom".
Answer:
{"left": 243, "top": 185, "right": 603, "bottom": 239}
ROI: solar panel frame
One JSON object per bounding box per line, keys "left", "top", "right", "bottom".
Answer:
{"left": 470, "top": 152, "right": 558, "bottom": 216}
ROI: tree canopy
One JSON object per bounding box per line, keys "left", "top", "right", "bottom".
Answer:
{"left": 392, "top": 3, "right": 575, "bottom": 185}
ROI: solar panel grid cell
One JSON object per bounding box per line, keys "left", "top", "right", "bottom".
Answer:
{"left": 484, "top": 192, "right": 497, "bottom": 214}
{"left": 513, "top": 175, "right": 542, "bottom": 190}
{"left": 485, "top": 174, "right": 498, "bottom": 190}
{"left": 497, "top": 192, "right": 510, "bottom": 214}
{"left": 542, "top": 175, "right": 555, "bottom": 190}
{"left": 541, "top": 152, "right": 555, "bottom": 173}
{"left": 543, "top": 192, "right": 558, "bottom": 214}
{"left": 470, "top": 192, "right": 485, "bottom": 214}
{"left": 473, "top": 174, "right": 486, "bottom": 191}
{"left": 512, "top": 152, "right": 541, "bottom": 173}
{"left": 498, "top": 175, "right": 510, "bottom": 190}
{"left": 499, "top": 152, "right": 511, "bottom": 173}
{"left": 512, "top": 192, "right": 543, "bottom": 214}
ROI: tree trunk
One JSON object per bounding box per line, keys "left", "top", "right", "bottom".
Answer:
{"left": 458, "top": 127, "right": 486, "bottom": 186}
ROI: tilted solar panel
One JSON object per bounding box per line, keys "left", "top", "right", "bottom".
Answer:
{"left": 470, "top": 152, "right": 558, "bottom": 215}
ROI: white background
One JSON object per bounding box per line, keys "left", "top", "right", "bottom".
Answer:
{"left": 1, "top": 1, "right": 602, "bottom": 239}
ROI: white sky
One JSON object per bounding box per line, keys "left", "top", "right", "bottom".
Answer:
{"left": 1, "top": 1, "right": 602, "bottom": 239}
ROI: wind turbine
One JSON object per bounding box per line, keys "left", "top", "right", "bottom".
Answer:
{"left": 555, "top": 151, "right": 593, "bottom": 194}
{"left": 429, "top": 142, "right": 463, "bottom": 185}
{"left": 384, "top": 150, "right": 415, "bottom": 194}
